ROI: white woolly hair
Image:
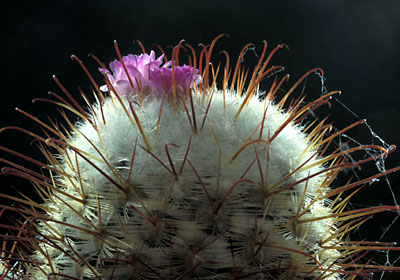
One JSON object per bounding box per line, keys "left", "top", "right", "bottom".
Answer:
{"left": 30, "top": 90, "right": 342, "bottom": 280}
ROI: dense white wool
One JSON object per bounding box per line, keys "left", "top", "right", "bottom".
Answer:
{"left": 31, "top": 90, "right": 342, "bottom": 279}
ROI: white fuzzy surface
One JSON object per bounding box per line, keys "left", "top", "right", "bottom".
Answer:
{"left": 31, "top": 90, "right": 342, "bottom": 279}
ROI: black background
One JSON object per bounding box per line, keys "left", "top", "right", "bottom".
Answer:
{"left": 1, "top": 0, "right": 400, "bottom": 279}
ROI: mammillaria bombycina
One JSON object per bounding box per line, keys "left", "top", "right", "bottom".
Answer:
{"left": 1, "top": 36, "right": 400, "bottom": 280}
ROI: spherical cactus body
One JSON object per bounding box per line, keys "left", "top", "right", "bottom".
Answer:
{"left": 1, "top": 36, "right": 399, "bottom": 280}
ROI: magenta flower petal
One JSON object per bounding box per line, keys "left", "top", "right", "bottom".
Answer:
{"left": 99, "top": 51, "right": 202, "bottom": 98}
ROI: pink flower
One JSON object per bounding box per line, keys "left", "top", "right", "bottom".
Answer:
{"left": 99, "top": 51, "right": 202, "bottom": 98}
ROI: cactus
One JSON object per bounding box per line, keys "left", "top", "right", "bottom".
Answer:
{"left": 1, "top": 35, "right": 399, "bottom": 279}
